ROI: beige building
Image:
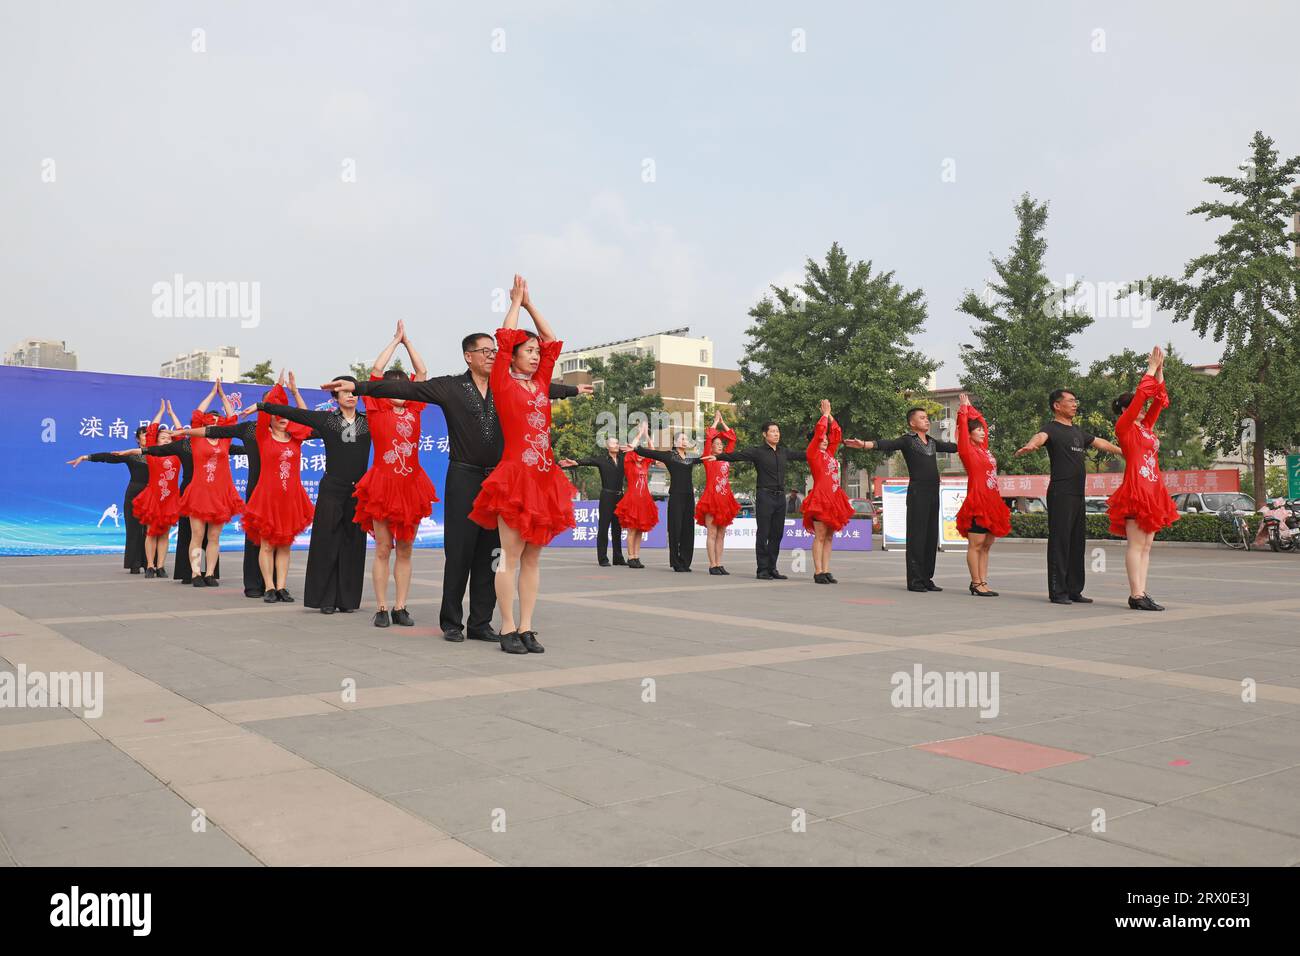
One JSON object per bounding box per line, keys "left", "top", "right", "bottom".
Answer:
{"left": 4, "top": 339, "right": 77, "bottom": 370}
{"left": 553, "top": 328, "right": 741, "bottom": 446}
{"left": 161, "top": 346, "right": 240, "bottom": 381}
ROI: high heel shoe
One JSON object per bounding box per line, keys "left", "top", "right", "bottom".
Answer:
{"left": 970, "top": 581, "right": 998, "bottom": 597}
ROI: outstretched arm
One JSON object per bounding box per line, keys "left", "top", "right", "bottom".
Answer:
{"left": 1090, "top": 436, "right": 1123, "bottom": 456}
{"left": 1014, "top": 431, "right": 1049, "bottom": 457}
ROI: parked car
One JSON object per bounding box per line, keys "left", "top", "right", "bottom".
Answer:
{"left": 1003, "top": 495, "right": 1047, "bottom": 514}
{"left": 849, "top": 497, "right": 881, "bottom": 533}
{"left": 1173, "top": 492, "right": 1255, "bottom": 515}
{"left": 1084, "top": 496, "right": 1109, "bottom": 514}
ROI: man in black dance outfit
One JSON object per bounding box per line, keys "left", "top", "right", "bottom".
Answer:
{"left": 708, "top": 422, "right": 806, "bottom": 580}
{"left": 563, "top": 437, "right": 627, "bottom": 567}
{"left": 846, "top": 408, "right": 956, "bottom": 592}
{"left": 1015, "top": 389, "right": 1121, "bottom": 605}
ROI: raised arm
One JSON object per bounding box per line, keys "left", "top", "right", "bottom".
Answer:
{"left": 165, "top": 401, "right": 182, "bottom": 430}
{"left": 398, "top": 320, "right": 428, "bottom": 382}
{"left": 287, "top": 370, "right": 308, "bottom": 409}
{"left": 371, "top": 324, "right": 403, "bottom": 378}
{"left": 195, "top": 381, "right": 218, "bottom": 415}
{"left": 1142, "top": 379, "right": 1170, "bottom": 430}
{"left": 216, "top": 378, "right": 234, "bottom": 418}
{"left": 519, "top": 278, "right": 556, "bottom": 344}
{"left": 807, "top": 410, "right": 830, "bottom": 461}
{"left": 151, "top": 399, "right": 165, "bottom": 426}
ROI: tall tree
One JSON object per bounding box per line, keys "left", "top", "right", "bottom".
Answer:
{"left": 732, "top": 242, "right": 938, "bottom": 488}
{"left": 349, "top": 356, "right": 405, "bottom": 380}
{"left": 958, "top": 194, "right": 1093, "bottom": 474}
{"left": 1129, "top": 131, "right": 1300, "bottom": 503}
{"left": 239, "top": 360, "right": 274, "bottom": 385}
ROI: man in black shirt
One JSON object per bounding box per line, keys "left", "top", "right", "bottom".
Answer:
{"left": 1016, "top": 388, "right": 1122, "bottom": 604}
{"left": 259, "top": 380, "right": 372, "bottom": 613}
{"left": 563, "top": 438, "right": 626, "bottom": 566}
{"left": 709, "top": 422, "right": 806, "bottom": 579}
{"left": 637, "top": 433, "right": 703, "bottom": 572}
{"left": 322, "top": 334, "right": 586, "bottom": 640}
{"left": 846, "top": 408, "right": 957, "bottom": 592}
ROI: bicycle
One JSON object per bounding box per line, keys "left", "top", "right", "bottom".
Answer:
{"left": 1217, "top": 506, "right": 1252, "bottom": 551}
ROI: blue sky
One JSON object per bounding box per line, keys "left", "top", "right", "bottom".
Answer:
{"left": 3, "top": 0, "right": 1296, "bottom": 387}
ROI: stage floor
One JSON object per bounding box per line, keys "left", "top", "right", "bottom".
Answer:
{"left": 2, "top": 542, "right": 1298, "bottom": 867}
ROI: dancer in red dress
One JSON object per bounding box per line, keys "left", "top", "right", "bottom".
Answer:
{"left": 801, "top": 400, "right": 855, "bottom": 584}
{"left": 694, "top": 409, "right": 739, "bottom": 575}
{"left": 127, "top": 400, "right": 183, "bottom": 576}
{"left": 468, "top": 275, "right": 576, "bottom": 653}
{"left": 354, "top": 321, "right": 440, "bottom": 628}
{"left": 613, "top": 421, "right": 659, "bottom": 569}
{"left": 214, "top": 373, "right": 315, "bottom": 602}
{"left": 1107, "top": 346, "right": 1178, "bottom": 611}
{"left": 955, "top": 393, "right": 1012, "bottom": 597}
{"left": 174, "top": 380, "right": 243, "bottom": 586}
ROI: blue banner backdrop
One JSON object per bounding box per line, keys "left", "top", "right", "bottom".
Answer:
{"left": 0, "top": 366, "right": 449, "bottom": 556}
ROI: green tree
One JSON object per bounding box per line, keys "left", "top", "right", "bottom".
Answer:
{"left": 732, "top": 242, "right": 938, "bottom": 490}
{"left": 958, "top": 194, "right": 1093, "bottom": 474}
{"left": 239, "top": 361, "right": 274, "bottom": 385}
{"left": 1128, "top": 131, "right": 1300, "bottom": 503}
{"left": 349, "top": 356, "right": 405, "bottom": 380}
{"left": 1078, "top": 344, "right": 1214, "bottom": 472}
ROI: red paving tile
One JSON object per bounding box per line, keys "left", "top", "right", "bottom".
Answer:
{"left": 915, "top": 734, "right": 1089, "bottom": 773}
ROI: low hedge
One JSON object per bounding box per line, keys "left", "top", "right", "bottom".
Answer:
{"left": 1007, "top": 512, "right": 1262, "bottom": 543}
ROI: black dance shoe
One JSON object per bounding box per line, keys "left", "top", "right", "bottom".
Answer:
{"left": 1068, "top": 593, "right": 1093, "bottom": 603}
{"left": 443, "top": 629, "right": 465, "bottom": 643}
{"left": 373, "top": 609, "right": 391, "bottom": 628}
{"left": 770, "top": 571, "right": 789, "bottom": 580}
{"left": 923, "top": 581, "right": 942, "bottom": 592}
{"left": 969, "top": 582, "right": 998, "bottom": 597}
{"left": 154, "top": 565, "right": 167, "bottom": 578}
{"left": 499, "top": 631, "right": 528, "bottom": 654}
{"left": 709, "top": 566, "right": 723, "bottom": 575}
{"left": 192, "top": 577, "right": 206, "bottom": 588}
{"left": 276, "top": 589, "right": 294, "bottom": 604}
{"left": 628, "top": 558, "right": 645, "bottom": 569}
{"left": 907, "top": 584, "right": 929, "bottom": 592}
{"left": 203, "top": 575, "right": 219, "bottom": 587}
{"left": 1128, "top": 594, "right": 1163, "bottom": 611}
{"left": 518, "top": 631, "right": 545, "bottom": 653}
{"left": 263, "top": 590, "right": 279, "bottom": 603}
{"left": 613, "top": 556, "right": 628, "bottom": 566}
{"left": 814, "top": 573, "right": 829, "bottom": 584}
{"left": 144, "top": 567, "right": 155, "bottom": 578}
{"left": 825, "top": 573, "right": 838, "bottom": 584}
{"left": 757, "top": 572, "right": 774, "bottom": 580}
{"left": 391, "top": 608, "right": 414, "bottom": 626}
{"left": 320, "top": 606, "right": 336, "bottom": 614}
{"left": 598, "top": 558, "right": 611, "bottom": 567}
{"left": 245, "top": 589, "right": 265, "bottom": 599}
{"left": 467, "top": 629, "right": 498, "bottom": 642}
{"left": 337, "top": 607, "right": 355, "bottom": 613}
{"left": 718, "top": 566, "right": 730, "bottom": 575}
{"left": 130, "top": 567, "right": 141, "bottom": 575}
{"left": 1049, "top": 595, "right": 1073, "bottom": 605}
{"left": 1143, "top": 593, "right": 1165, "bottom": 611}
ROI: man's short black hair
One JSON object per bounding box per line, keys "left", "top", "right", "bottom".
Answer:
{"left": 906, "top": 407, "right": 927, "bottom": 424}
{"left": 381, "top": 368, "right": 407, "bottom": 382}
{"left": 462, "top": 333, "right": 492, "bottom": 354}
{"left": 331, "top": 374, "right": 358, "bottom": 397}
{"left": 761, "top": 421, "right": 779, "bottom": 435}
{"left": 1049, "top": 388, "right": 1076, "bottom": 412}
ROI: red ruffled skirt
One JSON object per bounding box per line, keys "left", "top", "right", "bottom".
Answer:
{"left": 695, "top": 488, "right": 739, "bottom": 528}
{"left": 243, "top": 483, "right": 315, "bottom": 548}
{"left": 615, "top": 490, "right": 659, "bottom": 533}
{"left": 801, "top": 485, "right": 855, "bottom": 533}
{"left": 1106, "top": 479, "right": 1179, "bottom": 536}
{"left": 179, "top": 478, "right": 244, "bottom": 525}
{"left": 353, "top": 466, "right": 439, "bottom": 542}
{"left": 469, "top": 461, "right": 576, "bottom": 546}
{"left": 133, "top": 486, "right": 181, "bottom": 537}
{"left": 957, "top": 491, "right": 1012, "bottom": 538}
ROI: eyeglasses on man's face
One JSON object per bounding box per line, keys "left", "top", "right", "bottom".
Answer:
{"left": 467, "top": 347, "right": 498, "bottom": 357}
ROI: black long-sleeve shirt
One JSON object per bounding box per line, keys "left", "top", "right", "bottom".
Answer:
{"left": 573, "top": 452, "right": 626, "bottom": 494}
{"left": 351, "top": 372, "right": 579, "bottom": 470}
{"left": 637, "top": 447, "right": 702, "bottom": 497}
{"left": 716, "top": 443, "right": 807, "bottom": 493}
{"left": 872, "top": 432, "right": 957, "bottom": 488}
{"left": 259, "top": 403, "right": 371, "bottom": 485}
{"left": 204, "top": 419, "right": 315, "bottom": 494}
{"left": 88, "top": 452, "right": 150, "bottom": 486}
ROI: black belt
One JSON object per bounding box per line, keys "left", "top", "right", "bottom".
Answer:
{"left": 450, "top": 461, "right": 495, "bottom": 476}
{"left": 757, "top": 487, "right": 783, "bottom": 494}
{"left": 599, "top": 488, "right": 623, "bottom": 494}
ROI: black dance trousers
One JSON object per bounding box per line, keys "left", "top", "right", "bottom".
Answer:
{"left": 1046, "top": 491, "right": 1087, "bottom": 599}
{"left": 666, "top": 493, "right": 695, "bottom": 569}
{"left": 595, "top": 490, "right": 624, "bottom": 563}
{"left": 754, "top": 489, "right": 786, "bottom": 575}
{"left": 303, "top": 475, "right": 366, "bottom": 610}
{"left": 905, "top": 484, "right": 940, "bottom": 588}
{"left": 440, "top": 463, "right": 499, "bottom": 638}
{"left": 123, "top": 482, "right": 147, "bottom": 571}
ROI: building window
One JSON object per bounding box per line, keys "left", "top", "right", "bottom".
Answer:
{"left": 698, "top": 374, "right": 707, "bottom": 387}
{"left": 699, "top": 349, "right": 709, "bottom": 363}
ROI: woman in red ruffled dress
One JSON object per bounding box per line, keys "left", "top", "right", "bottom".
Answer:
{"left": 354, "top": 321, "right": 439, "bottom": 628}
{"left": 468, "top": 276, "right": 576, "bottom": 654}
{"left": 956, "top": 393, "right": 1012, "bottom": 597}
{"left": 613, "top": 421, "right": 659, "bottom": 570}
{"left": 801, "top": 400, "right": 855, "bottom": 584}
{"left": 695, "top": 409, "right": 740, "bottom": 576}
{"left": 1107, "top": 346, "right": 1178, "bottom": 611}
{"left": 129, "top": 399, "right": 183, "bottom": 577}
{"left": 234, "top": 371, "right": 315, "bottom": 603}
{"left": 175, "top": 382, "right": 244, "bottom": 586}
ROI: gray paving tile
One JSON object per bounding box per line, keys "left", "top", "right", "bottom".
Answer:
{"left": 731, "top": 763, "right": 923, "bottom": 818}
{"left": 526, "top": 755, "right": 708, "bottom": 805}
{"left": 391, "top": 775, "right": 590, "bottom": 834}
{"left": 612, "top": 785, "right": 800, "bottom": 848}
{"left": 639, "top": 737, "right": 809, "bottom": 781}
{"left": 976, "top": 834, "right": 1187, "bottom": 867}
{"left": 334, "top": 747, "right": 504, "bottom": 796}
{"left": 710, "top": 820, "right": 938, "bottom": 867}
{"left": 832, "top": 747, "right": 1013, "bottom": 791}
{"left": 946, "top": 774, "right": 1151, "bottom": 831}
{"left": 457, "top": 807, "right": 694, "bottom": 866}
{"left": 0, "top": 789, "right": 198, "bottom": 862}
{"left": 1034, "top": 755, "right": 1223, "bottom": 804}
{"left": 1099, "top": 806, "right": 1300, "bottom": 866}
